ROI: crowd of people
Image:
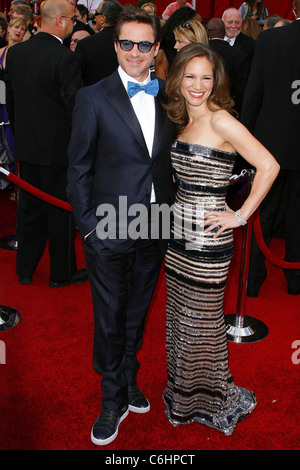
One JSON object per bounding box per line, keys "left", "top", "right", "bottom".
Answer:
{"left": 0, "top": 0, "right": 298, "bottom": 447}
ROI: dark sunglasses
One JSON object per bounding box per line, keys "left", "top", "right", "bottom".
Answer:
{"left": 117, "top": 39, "right": 155, "bottom": 53}
{"left": 61, "top": 15, "right": 77, "bottom": 23}
{"left": 182, "top": 21, "right": 193, "bottom": 31}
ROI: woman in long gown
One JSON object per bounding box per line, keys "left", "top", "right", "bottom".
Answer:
{"left": 163, "top": 43, "right": 279, "bottom": 436}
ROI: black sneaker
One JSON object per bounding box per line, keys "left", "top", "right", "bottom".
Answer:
{"left": 128, "top": 385, "right": 150, "bottom": 413}
{"left": 91, "top": 407, "right": 128, "bottom": 446}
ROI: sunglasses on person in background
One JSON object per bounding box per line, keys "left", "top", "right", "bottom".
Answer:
{"left": 182, "top": 21, "right": 194, "bottom": 31}
{"left": 117, "top": 40, "right": 155, "bottom": 53}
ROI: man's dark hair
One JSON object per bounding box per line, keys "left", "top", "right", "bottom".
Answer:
{"left": 114, "top": 5, "right": 161, "bottom": 43}
{"left": 100, "top": 0, "right": 123, "bottom": 27}
{"left": 77, "top": 4, "right": 89, "bottom": 20}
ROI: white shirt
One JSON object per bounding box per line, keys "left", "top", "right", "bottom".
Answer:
{"left": 79, "top": 0, "right": 102, "bottom": 15}
{"left": 50, "top": 34, "right": 63, "bottom": 43}
{"left": 118, "top": 66, "right": 156, "bottom": 202}
{"left": 224, "top": 35, "right": 237, "bottom": 46}
{"left": 84, "top": 66, "right": 157, "bottom": 240}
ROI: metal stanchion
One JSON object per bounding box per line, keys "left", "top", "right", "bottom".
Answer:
{"left": 225, "top": 170, "right": 269, "bottom": 343}
{"left": 0, "top": 164, "right": 21, "bottom": 330}
{"left": 0, "top": 161, "right": 18, "bottom": 251}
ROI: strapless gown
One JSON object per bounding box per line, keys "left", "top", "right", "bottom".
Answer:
{"left": 163, "top": 140, "right": 257, "bottom": 436}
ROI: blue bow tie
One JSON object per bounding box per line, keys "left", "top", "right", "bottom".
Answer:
{"left": 127, "top": 79, "right": 159, "bottom": 98}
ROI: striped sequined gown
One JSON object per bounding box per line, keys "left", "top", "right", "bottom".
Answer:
{"left": 163, "top": 141, "right": 256, "bottom": 436}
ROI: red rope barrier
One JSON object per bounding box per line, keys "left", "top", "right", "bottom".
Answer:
{"left": 2, "top": 167, "right": 300, "bottom": 270}
{"left": 253, "top": 210, "right": 300, "bottom": 269}
{"left": 6, "top": 171, "right": 72, "bottom": 212}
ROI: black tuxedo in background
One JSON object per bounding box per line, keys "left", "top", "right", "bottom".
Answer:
{"left": 6, "top": 32, "right": 82, "bottom": 283}
{"left": 67, "top": 70, "right": 175, "bottom": 410}
{"left": 75, "top": 26, "right": 118, "bottom": 86}
{"left": 233, "top": 31, "right": 256, "bottom": 75}
{"left": 241, "top": 20, "right": 300, "bottom": 295}
{"left": 233, "top": 31, "right": 256, "bottom": 59}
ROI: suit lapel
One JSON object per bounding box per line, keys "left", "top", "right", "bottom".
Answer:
{"left": 103, "top": 71, "right": 147, "bottom": 151}
{"left": 152, "top": 87, "right": 170, "bottom": 159}
{"left": 103, "top": 72, "right": 170, "bottom": 159}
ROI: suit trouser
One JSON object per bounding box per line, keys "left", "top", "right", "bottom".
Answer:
{"left": 16, "top": 162, "right": 77, "bottom": 281}
{"left": 247, "top": 169, "right": 300, "bottom": 293}
{"left": 84, "top": 228, "right": 163, "bottom": 411}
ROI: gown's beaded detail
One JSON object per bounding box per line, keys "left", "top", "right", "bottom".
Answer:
{"left": 163, "top": 141, "right": 257, "bottom": 436}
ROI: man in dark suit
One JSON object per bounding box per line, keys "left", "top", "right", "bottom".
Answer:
{"left": 206, "top": 17, "right": 248, "bottom": 116}
{"left": 241, "top": 1, "right": 300, "bottom": 296}
{"left": 6, "top": 0, "right": 87, "bottom": 288}
{"left": 75, "top": 0, "right": 123, "bottom": 86}
{"left": 67, "top": 6, "right": 175, "bottom": 445}
{"left": 222, "top": 7, "right": 256, "bottom": 74}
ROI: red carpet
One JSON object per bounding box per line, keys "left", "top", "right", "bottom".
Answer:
{"left": 0, "top": 187, "right": 299, "bottom": 451}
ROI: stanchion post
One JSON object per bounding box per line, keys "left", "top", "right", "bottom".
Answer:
{"left": 225, "top": 170, "right": 269, "bottom": 343}
{"left": 0, "top": 162, "right": 18, "bottom": 250}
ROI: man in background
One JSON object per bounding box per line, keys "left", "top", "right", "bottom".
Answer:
{"left": 222, "top": 7, "right": 256, "bottom": 74}
{"left": 241, "top": 0, "right": 300, "bottom": 297}
{"left": 6, "top": 0, "right": 87, "bottom": 288}
{"left": 75, "top": 0, "right": 123, "bottom": 85}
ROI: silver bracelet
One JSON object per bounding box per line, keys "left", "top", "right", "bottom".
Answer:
{"left": 235, "top": 209, "right": 247, "bottom": 226}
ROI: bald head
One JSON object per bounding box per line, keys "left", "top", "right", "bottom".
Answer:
{"left": 41, "top": 0, "right": 73, "bottom": 23}
{"left": 222, "top": 8, "right": 242, "bottom": 22}
{"left": 206, "top": 18, "right": 225, "bottom": 39}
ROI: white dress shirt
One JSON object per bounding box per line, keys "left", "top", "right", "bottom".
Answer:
{"left": 224, "top": 35, "right": 237, "bottom": 46}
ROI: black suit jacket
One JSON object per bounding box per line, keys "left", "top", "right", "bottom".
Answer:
{"left": 233, "top": 31, "right": 256, "bottom": 74}
{"left": 209, "top": 38, "right": 248, "bottom": 115}
{"left": 75, "top": 26, "right": 118, "bottom": 86}
{"left": 241, "top": 20, "right": 300, "bottom": 170}
{"left": 6, "top": 32, "right": 82, "bottom": 167}
{"left": 67, "top": 70, "right": 175, "bottom": 252}
{"left": 234, "top": 31, "right": 256, "bottom": 59}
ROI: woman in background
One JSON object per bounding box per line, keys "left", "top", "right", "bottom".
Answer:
{"left": 241, "top": 17, "right": 262, "bottom": 39}
{"left": 239, "top": 1, "right": 268, "bottom": 26}
{"left": 141, "top": 2, "right": 157, "bottom": 15}
{"left": 173, "top": 19, "right": 208, "bottom": 51}
{"left": 155, "top": 6, "right": 201, "bottom": 79}
{"left": 0, "top": 17, "right": 27, "bottom": 68}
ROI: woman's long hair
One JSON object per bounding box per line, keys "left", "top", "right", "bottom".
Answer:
{"left": 246, "top": 1, "right": 268, "bottom": 19}
{"left": 164, "top": 43, "right": 236, "bottom": 134}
